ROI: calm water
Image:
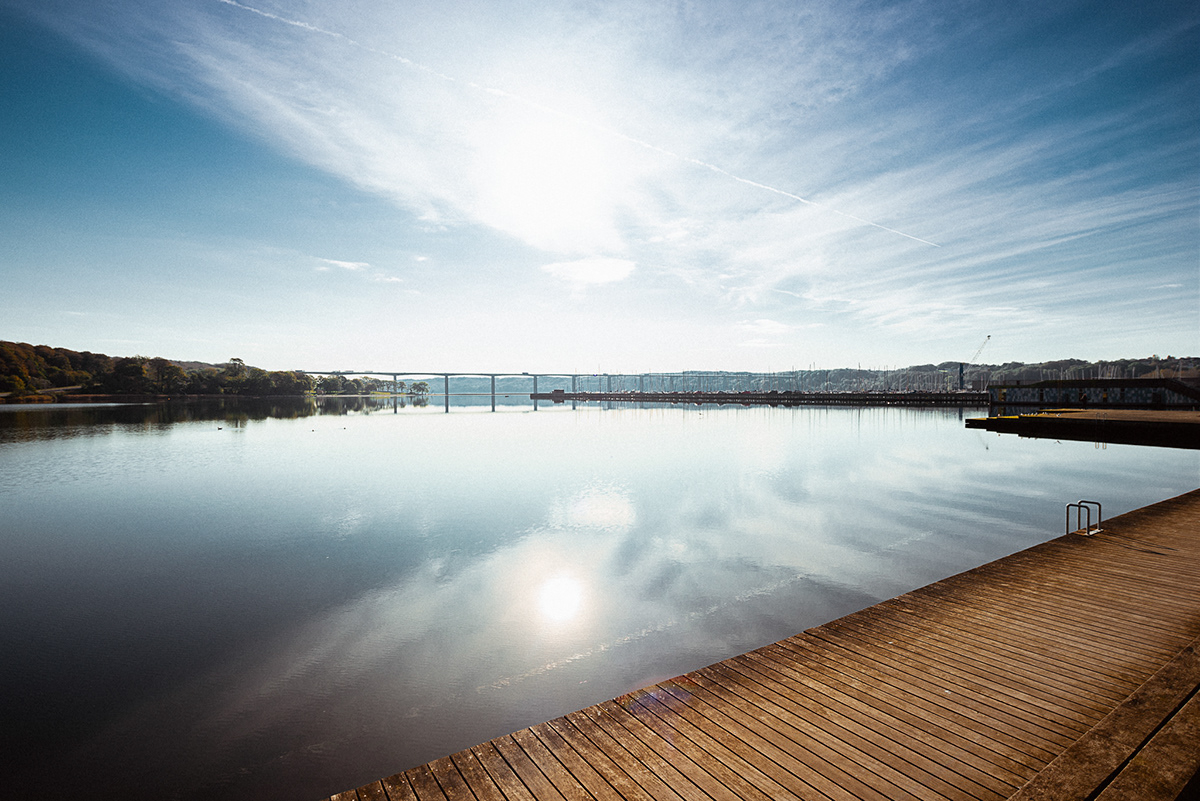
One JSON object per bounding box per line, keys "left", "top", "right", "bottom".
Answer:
{"left": 1, "top": 399, "right": 1196, "bottom": 800}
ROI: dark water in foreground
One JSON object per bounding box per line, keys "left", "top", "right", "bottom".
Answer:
{"left": 1, "top": 398, "right": 1196, "bottom": 800}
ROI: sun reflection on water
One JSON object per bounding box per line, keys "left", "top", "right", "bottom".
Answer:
{"left": 537, "top": 574, "right": 584, "bottom": 623}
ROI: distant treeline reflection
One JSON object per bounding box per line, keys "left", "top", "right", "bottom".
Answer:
{"left": 0, "top": 396, "right": 422, "bottom": 440}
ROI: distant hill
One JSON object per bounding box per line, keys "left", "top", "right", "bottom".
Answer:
{"left": 0, "top": 341, "right": 311, "bottom": 397}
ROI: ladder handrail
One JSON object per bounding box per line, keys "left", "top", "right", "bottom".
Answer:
{"left": 1066, "top": 500, "right": 1102, "bottom": 535}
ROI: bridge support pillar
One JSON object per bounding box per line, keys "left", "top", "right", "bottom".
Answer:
{"left": 444, "top": 375, "right": 450, "bottom": 413}
{"left": 491, "top": 375, "right": 496, "bottom": 412}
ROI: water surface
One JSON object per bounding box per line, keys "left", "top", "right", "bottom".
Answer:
{"left": 1, "top": 399, "right": 1195, "bottom": 799}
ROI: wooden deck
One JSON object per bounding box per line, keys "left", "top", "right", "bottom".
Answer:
{"left": 965, "top": 409, "right": 1200, "bottom": 449}
{"left": 325, "top": 489, "right": 1200, "bottom": 801}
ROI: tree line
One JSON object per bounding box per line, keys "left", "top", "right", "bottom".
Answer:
{"left": 0, "top": 341, "right": 429, "bottom": 398}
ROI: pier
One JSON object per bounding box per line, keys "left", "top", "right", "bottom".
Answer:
{"left": 966, "top": 409, "right": 1200, "bottom": 449}
{"left": 324, "top": 489, "right": 1200, "bottom": 800}
{"left": 531, "top": 390, "right": 988, "bottom": 407}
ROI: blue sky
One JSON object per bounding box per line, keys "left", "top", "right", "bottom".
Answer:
{"left": 1, "top": 0, "right": 1196, "bottom": 373}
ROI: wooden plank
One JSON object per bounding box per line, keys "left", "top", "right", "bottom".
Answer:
{"left": 825, "top": 614, "right": 1113, "bottom": 721}
{"left": 354, "top": 781, "right": 389, "bottom": 801}
{"left": 379, "top": 772, "right": 419, "bottom": 801}
{"left": 654, "top": 679, "right": 904, "bottom": 801}
{"left": 985, "top": 546, "right": 1200, "bottom": 600}
{"left": 470, "top": 741, "right": 537, "bottom": 801}
{"left": 559, "top": 706, "right": 694, "bottom": 801}
{"left": 752, "top": 642, "right": 1042, "bottom": 775}
{"left": 594, "top": 699, "right": 775, "bottom": 801}
{"left": 950, "top": 555, "right": 1200, "bottom": 623}
{"left": 1009, "top": 639, "right": 1200, "bottom": 800}
{"left": 448, "top": 749, "right": 508, "bottom": 801}
{"left": 626, "top": 687, "right": 815, "bottom": 799}
{"left": 539, "top": 715, "right": 655, "bottom": 801}
{"left": 568, "top": 709, "right": 692, "bottom": 799}
{"left": 688, "top": 663, "right": 980, "bottom": 801}
{"left": 529, "top": 719, "right": 632, "bottom": 801}
{"left": 851, "top": 600, "right": 1135, "bottom": 698}
{"left": 892, "top": 587, "right": 1171, "bottom": 671}
{"left": 406, "top": 763, "right": 449, "bottom": 801}
{"left": 846, "top": 605, "right": 1130, "bottom": 706}
{"left": 774, "top": 635, "right": 1063, "bottom": 762}
{"left": 738, "top": 647, "right": 1029, "bottom": 789}
{"left": 920, "top": 533, "right": 1198, "bottom": 596}
{"left": 885, "top": 592, "right": 1164, "bottom": 678}
{"left": 874, "top": 596, "right": 1149, "bottom": 689}
{"left": 426, "top": 755, "right": 477, "bottom": 801}
{"left": 915, "top": 571, "right": 1198, "bottom": 643}
{"left": 804, "top": 629, "right": 1083, "bottom": 746}
{"left": 508, "top": 727, "right": 594, "bottom": 801}
{"left": 714, "top": 655, "right": 1016, "bottom": 799}
{"left": 1095, "top": 690, "right": 1200, "bottom": 800}
{"left": 490, "top": 735, "right": 572, "bottom": 801}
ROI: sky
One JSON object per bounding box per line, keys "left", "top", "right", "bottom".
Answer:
{"left": 1, "top": 0, "right": 1197, "bottom": 373}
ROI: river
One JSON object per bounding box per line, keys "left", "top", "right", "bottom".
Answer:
{"left": 1, "top": 398, "right": 1196, "bottom": 799}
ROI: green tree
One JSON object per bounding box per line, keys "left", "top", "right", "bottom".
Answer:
{"left": 108, "top": 357, "right": 151, "bottom": 393}
{"left": 317, "top": 374, "right": 345, "bottom": 395}
{"left": 185, "top": 367, "right": 224, "bottom": 394}
{"left": 148, "top": 358, "right": 187, "bottom": 394}
{"left": 265, "top": 371, "right": 313, "bottom": 395}
{"left": 226, "top": 358, "right": 246, "bottom": 378}
{"left": 241, "top": 367, "right": 272, "bottom": 395}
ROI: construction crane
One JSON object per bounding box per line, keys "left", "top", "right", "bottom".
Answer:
{"left": 959, "top": 335, "right": 990, "bottom": 390}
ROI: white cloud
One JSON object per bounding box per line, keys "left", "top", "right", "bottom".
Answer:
{"left": 542, "top": 257, "right": 635, "bottom": 286}
{"left": 317, "top": 258, "right": 369, "bottom": 271}
{"left": 737, "top": 319, "right": 793, "bottom": 337}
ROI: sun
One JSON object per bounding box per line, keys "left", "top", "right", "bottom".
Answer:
{"left": 537, "top": 574, "right": 584, "bottom": 622}
{"left": 474, "top": 107, "right": 627, "bottom": 252}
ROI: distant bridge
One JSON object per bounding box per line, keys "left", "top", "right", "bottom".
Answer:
{"left": 302, "top": 371, "right": 798, "bottom": 411}
{"left": 300, "top": 371, "right": 588, "bottom": 411}
{"left": 299, "top": 370, "right": 991, "bottom": 412}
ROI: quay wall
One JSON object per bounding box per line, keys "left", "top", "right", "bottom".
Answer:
{"left": 989, "top": 378, "right": 1200, "bottom": 410}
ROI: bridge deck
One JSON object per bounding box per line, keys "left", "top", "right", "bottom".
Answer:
{"left": 325, "top": 489, "right": 1200, "bottom": 801}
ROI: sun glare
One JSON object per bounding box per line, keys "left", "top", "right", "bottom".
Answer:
{"left": 537, "top": 574, "right": 584, "bottom": 623}
{"left": 476, "top": 110, "right": 626, "bottom": 251}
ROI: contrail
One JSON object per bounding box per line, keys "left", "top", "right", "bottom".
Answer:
{"left": 215, "top": 0, "right": 939, "bottom": 248}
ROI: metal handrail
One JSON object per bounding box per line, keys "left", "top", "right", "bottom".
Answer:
{"left": 1066, "top": 500, "right": 1102, "bottom": 535}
